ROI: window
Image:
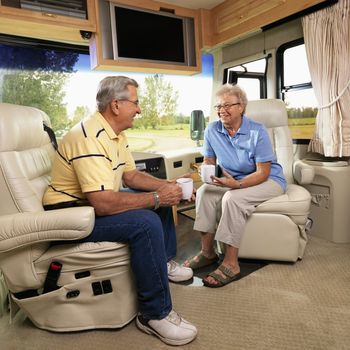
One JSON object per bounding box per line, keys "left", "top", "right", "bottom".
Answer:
{"left": 223, "top": 56, "right": 269, "bottom": 99}
{"left": 0, "top": 35, "right": 213, "bottom": 153}
{"left": 276, "top": 38, "right": 317, "bottom": 140}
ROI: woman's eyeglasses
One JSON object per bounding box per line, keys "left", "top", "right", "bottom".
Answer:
{"left": 214, "top": 103, "right": 240, "bottom": 111}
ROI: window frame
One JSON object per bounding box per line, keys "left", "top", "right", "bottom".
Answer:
{"left": 276, "top": 37, "right": 315, "bottom": 142}
{"left": 223, "top": 55, "right": 270, "bottom": 99}
{"left": 276, "top": 37, "right": 312, "bottom": 99}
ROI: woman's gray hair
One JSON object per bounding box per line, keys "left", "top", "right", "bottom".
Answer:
{"left": 216, "top": 84, "right": 248, "bottom": 113}
{"left": 96, "top": 76, "right": 139, "bottom": 112}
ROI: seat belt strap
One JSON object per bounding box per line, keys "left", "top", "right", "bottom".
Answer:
{"left": 43, "top": 123, "right": 58, "bottom": 150}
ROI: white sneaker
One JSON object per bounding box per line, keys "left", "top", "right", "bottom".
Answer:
{"left": 136, "top": 310, "right": 198, "bottom": 346}
{"left": 167, "top": 260, "right": 193, "bottom": 282}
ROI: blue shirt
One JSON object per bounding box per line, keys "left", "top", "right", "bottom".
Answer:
{"left": 202, "top": 115, "right": 287, "bottom": 191}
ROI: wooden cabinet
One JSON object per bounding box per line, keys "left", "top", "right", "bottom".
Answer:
{"left": 0, "top": 0, "right": 96, "bottom": 45}
{"left": 201, "top": 0, "right": 330, "bottom": 48}
{"left": 89, "top": 0, "right": 201, "bottom": 75}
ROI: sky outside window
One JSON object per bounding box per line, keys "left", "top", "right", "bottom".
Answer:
{"left": 65, "top": 53, "right": 214, "bottom": 118}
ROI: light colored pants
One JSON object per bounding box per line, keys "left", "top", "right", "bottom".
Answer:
{"left": 194, "top": 179, "right": 284, "bottom": 248}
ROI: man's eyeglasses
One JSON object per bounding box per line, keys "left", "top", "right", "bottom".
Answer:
{"left": 119, "top": 99, "right": 140, "bottom": 107}
{"left": 214, "top": 103, "right": 240, "bottom": 111}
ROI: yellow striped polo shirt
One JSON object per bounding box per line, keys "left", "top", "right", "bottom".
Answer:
{"left": 43, "top": 112, "right": 136, "bottom": 206}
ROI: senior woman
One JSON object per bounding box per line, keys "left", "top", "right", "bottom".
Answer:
{"left": 184, "top": 84, "right": 286, "bottom": 288}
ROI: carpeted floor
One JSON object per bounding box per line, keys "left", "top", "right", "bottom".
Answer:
{"left": 1, "top": 215, "right": 350, "bottom": 350}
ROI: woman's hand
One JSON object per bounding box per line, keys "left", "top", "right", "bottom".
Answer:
{"left": 211, "top": 168, "right": 240, "bottom": 189}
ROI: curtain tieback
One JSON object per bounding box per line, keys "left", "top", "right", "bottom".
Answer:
{"left": 318, "top": 78, "right": 350, "bottom": 109}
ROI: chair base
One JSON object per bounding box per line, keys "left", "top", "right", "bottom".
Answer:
{"left": 216, "top": 213, "right": 307, "bottom": 263}
{"left": 11, "top": 267, "right": 137, "bottom": 332}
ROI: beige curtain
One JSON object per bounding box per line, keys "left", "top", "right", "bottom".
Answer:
{"left": 302, "top": 0, "right": 350, "bottom": 156}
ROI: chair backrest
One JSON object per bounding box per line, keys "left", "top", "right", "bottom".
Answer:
{"left": 0, "top": 103, "right": 54, "bottom": 215}
{"left": 245, "top": 99, "right": 294, "bottom": 184}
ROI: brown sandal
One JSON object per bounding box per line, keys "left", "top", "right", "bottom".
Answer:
{"left": 184, "top": 252, "right": 218, "bottom": 270}
{"left": 203, "top": 265, "right": 241, "bottom": 288}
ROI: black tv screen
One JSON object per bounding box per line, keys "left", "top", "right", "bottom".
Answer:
{"left": 110, "top": 5, "right": 186, "bottom": 64}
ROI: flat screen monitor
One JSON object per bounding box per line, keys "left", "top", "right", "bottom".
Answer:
{"left": 109, "top": 4, "right": 195, "bottom": 66}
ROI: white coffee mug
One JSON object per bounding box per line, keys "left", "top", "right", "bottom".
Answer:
{"left": 176, "top": 177, "right": 193, "bottom": 200}
{"left": 200, "top": 164, "right": 216, "bottom": 183}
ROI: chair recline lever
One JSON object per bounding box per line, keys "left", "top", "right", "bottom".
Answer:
{"left": 43, "top": 261, "right": 62, "bottom": 294}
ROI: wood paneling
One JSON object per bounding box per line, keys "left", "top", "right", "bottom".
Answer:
{"left": 201, "top": 0, "right": 329, "bottom": 48}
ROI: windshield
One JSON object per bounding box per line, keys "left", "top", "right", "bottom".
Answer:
{"left": 0, "top": 40, "right": 213, "bottom": 153}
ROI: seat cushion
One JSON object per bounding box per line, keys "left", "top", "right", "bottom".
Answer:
{"left": 255, "top": 184, "right": 311, "bottom": 216}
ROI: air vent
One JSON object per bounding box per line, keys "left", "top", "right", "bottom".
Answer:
{"left": 20, "top": 0, "right": 87, "bottom": 19}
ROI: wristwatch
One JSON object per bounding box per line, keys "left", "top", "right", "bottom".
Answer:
{"left": 152, "top": 192, "right": 160, "bottom": 210}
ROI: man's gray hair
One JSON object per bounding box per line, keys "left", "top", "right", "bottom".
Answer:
{"left": 96, "top": 76, "right": 139, "bottom": 112}
{"left": 216, "top": 84, "right": 248, "bottom": 113}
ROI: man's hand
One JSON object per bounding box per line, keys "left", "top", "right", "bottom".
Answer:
{"left": 157, "top": 182, "right": 183, "bottom": 206}
{"left": 175, "top": 173, "right": 196, "bottom": 202}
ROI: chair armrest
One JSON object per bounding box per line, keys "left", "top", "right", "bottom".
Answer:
{"left": 293, "top": 160, "right": 315, "bottom": 185}
{"left": 0, "top": 207, "right": 95, "bottom": 253}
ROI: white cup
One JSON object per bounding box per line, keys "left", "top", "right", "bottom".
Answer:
{"left": 176, "top": 177, "right": 193, "bottom": 200}
{"left": 200, "top": 164, "right": 216, "bottom": 183}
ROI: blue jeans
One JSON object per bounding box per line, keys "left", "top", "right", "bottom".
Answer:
{"left": 80, "top": 207, "right": 176, "bottom": 320}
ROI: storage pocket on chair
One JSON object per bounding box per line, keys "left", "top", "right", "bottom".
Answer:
{"left": 11, "top": 269, "right": 137, "bottom": 332}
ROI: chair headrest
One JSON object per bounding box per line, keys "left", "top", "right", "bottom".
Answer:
{"left": 0, "top": 103, "right": 51, "bottom": 152}
{"left": 245, "top": 99, "right": 288, "bottom": 128}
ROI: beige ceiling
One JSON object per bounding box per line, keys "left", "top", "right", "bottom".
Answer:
{"left": 160, "top": 0, "right": 225, "bottom": 10}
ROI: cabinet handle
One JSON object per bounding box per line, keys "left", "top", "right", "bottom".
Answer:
{"left": 42, "top": 12, "right": 56, "bottom": 18}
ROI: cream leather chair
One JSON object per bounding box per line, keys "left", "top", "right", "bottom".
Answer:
{"left": 0, "top": 103, "right": 137, "bottom": 331}
{"left": 233, "top": 99, "right": 314, "bottom": 262}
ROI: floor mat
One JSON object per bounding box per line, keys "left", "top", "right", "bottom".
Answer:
{"left": 175, "top": 211, "right": 268, "bottom": 286}
{"left": 178, "top": 208, "right": 196, "bottom": 220}
{"left": 175, "top": 256, "right": 268, "bottom": 287}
